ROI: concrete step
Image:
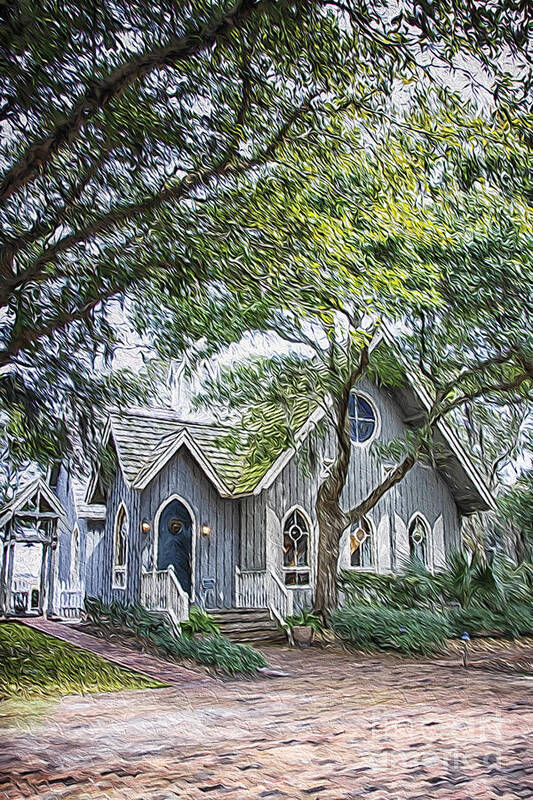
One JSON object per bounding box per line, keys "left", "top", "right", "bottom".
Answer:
{"left": 211, "top": 608, "right": 286, "bottom": 644}
{"left": 213, "top": 611, "right": 272, "bottom": 624}
{"left": 216, "top": 620, "right": 281, "bottom": 633}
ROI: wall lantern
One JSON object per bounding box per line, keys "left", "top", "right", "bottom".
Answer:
{"left": 201, "top": 524, "right": 211, "bottom": 536}
{"left": 141, "top": 519, "right": 151, "bottom": 534}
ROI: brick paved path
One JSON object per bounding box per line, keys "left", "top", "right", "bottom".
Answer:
{"left": 1, "top": 642, "right": 532, "bottom": 799}
{"left": 19, "top": 617, "right": 211, "bottom": 686}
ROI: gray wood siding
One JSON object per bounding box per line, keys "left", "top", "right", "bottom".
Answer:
{"left": 256, "top": 377, "right": 461, "bottom": 578}
{"left": 52, "top": 465, "right": 106, "bottom": 608}
{"left": 54, "top": 464, "right": 77, "bottom": 588}
{"left": 240, "top": 492, "right": 267, "bottom": 571}
{"left": 139, "top": 448, "right": 240, "bottom": 608}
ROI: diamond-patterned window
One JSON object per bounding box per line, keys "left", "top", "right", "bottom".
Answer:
{"left": 283, "top": 509, "right": 310, "bottom": 586}
{"left": 409, "top": 515, "right": 429, "bottom": 565}
{"left": 350, "top": 517, "right": 373, "bottom": 568}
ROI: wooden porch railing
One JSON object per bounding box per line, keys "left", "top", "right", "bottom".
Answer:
{"left": 235, "top": 567, "right": 293, "bottom": 624}
{"left": 57, "top": 579, "right": 83, "bottom": 619}
{"left": 141, "top": 565, "right": 189, "bottom": 629}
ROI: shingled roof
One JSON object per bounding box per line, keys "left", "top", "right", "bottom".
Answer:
{"left": 87, "top": 337, "right": 495, "bottom": 513}
{"left": 102, "top": 407, "right": 263, "bottom": 497}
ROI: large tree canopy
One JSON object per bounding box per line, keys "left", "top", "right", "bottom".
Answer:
{"left": 0, "top": 0, "right": 531, "bottom": 469}
{"left": 179, "top": 99, "right": 533, "bottom": 613}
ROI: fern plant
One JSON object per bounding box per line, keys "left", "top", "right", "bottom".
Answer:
{"left": 284, "top": 608, "right": 324, "bottom": 634}
{"left": 180, "top": 606, "right": 220, "bottom": 638}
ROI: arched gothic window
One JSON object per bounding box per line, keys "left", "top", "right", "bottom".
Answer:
{"left": 348, "top": 393, "right": 377, "bottom": 444}
{"left": 70, "top": 525, "right": 80, "bottom": 584}
{"left": 408, "top": 515, "right": 430, "bottom": 566}
{"left": 113, "top": 505, "right": 128, "bottom": 588}
{"left": 349, "top": 517, "right": 373, "bottom": 568}
{"left": 282, "top": 509, "right": 310, "bottom": 586}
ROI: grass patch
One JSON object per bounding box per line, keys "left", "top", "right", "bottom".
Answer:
{"left": 0, "top": 622, "right": 164, "bottom": 700}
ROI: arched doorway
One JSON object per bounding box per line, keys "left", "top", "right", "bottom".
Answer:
{"left": 156, "top": 498, "right": 193, "bottom": 595}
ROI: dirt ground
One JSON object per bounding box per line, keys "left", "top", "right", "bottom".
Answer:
{"left": 1, "top": 641, "right": 532, "bottom": 800}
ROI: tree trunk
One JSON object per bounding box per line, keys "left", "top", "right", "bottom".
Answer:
{"left": 313, "top": 493, "right": 346, "bottom": 620}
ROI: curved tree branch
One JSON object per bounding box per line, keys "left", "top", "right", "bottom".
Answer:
{"left": 0, "top": 0, "right": 270, "bottom": 208}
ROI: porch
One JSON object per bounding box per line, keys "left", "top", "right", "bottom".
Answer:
{"left": 140, "top": 564, "right": 298, "bottom": 640}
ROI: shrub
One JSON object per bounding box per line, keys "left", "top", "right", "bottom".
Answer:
{"left": 85, "top": 597, "right": 265, "bottom": 675}
{"left": 340, "top": 550, "right": 533, "bottom": 614}
{"left": 284, "top": 607, "right": 324, "bottom": 634}
{"left": 446, "top": 606, "right": 504, "bottom": 637}
{"left": 340, "top": 558, "right": 444, "bottom": 609}
{"left": 500, "top": 604, "right": 533, "bottom": 637}
{"left": 331, "top": 604, "right": 449, "bottom": 656}
{"left": 446, "top": 603, "right": 533, "bottom": 639}
{"left": 181, "top": 605, "right": 220, "bottom": 638}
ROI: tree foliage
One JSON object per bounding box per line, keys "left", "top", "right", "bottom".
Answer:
{"left": 1, "top": 0, "right": 532, "bottom": 470}
{"left": 189, "top": 95, "right": 532, "bottom": 614}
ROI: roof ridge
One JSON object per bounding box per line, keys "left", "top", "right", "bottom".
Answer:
{"left": 109, "top": 406, "right": 236, "bottom": 430}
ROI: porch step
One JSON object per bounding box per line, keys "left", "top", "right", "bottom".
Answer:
{"left": 213, "top": 608, "right": 286, "bottom": 644}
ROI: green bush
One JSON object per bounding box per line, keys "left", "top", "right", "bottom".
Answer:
{"left": 85, "top": 597, "right": 265, "bottom": 675}
{"left": 284, "top": 607, "right": 324, "bottom": 634}
{"left": 496, "top": 604, "right": 533, "bottom": 638}
{"left": 181, "top": 605, "right": 220, "bottom": 638}
{"left": 340, "top": 551, "right": 533, "bottom": 614}
{"left": 331, "top": 604, "right": 449, "bottom": 656}
{"left": 340, "top": 559, "right": 444, "bottom": 609}
{"left": 446, "top": 606, "right": 503, "bottom": 637}
{"left": 447, "top": 603, "right": 533, "bottom": 638}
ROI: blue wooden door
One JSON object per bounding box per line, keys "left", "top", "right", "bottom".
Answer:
{"left": 157, "top": 499, "right": 192, "bottom": 595}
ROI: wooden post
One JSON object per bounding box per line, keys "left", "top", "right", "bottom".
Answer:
{"left": 5, "top": 541, "right": 15, "bottom": 615}
{"left": 39, "top": 543, "right": 49, "bottom": 617}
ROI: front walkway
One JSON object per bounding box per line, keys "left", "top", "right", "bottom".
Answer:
{"left": 1, "top": 640, "right": 532, "bottom": 799}
{"left": 19, "top": 617, "right": 212, "bottom": 686}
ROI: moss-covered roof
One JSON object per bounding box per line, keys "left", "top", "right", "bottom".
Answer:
{"left": 109, "top": 407, "right": 273, "bottom": 496}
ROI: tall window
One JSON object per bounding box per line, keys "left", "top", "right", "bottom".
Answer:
{"left": 349, "top": 517, "right": 373, "bottom": 568}
{"left": 283, "top": 509, "right": 310, "bottom": 586}
{"left": 348, "top": 393, "right": 377, "bottom": 444}
{"left": 409, "top": 515, "right": 429, "bottom": 565}
{"left": 113, "top": 506, "right": 128, "bottom": 588}
{"left": 70, "top": 525, "right": 79, "bottom": 585}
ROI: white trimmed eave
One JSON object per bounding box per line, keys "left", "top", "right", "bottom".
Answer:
{"left": 252, "top": 405, "right": 328, "bottom": 494}
{"left": 250, "top": 326, "right": 494, "bottom": 511}
{"left": 0, "top": 477, "right": 67, "bottom": 529}
{"left": 132, "top": 429, "right": 234, "bottom": 497}
{"left": 379, "top": 326, "right": 496, "bottom": 511}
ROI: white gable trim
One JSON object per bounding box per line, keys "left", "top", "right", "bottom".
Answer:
{"left": 252, "top": 405, "right": 326, "bottom": 494}
{"left": 133, "top": 429, "right": 232, "bottom": 496}
{"left": 0, "top": 478, "right": 66, "bottom": 529}
{"left": 379, "top": 327, "right": 495, "bottom": 510}
{"left": 252, "top": 326, "right": 493, "bottom": 510}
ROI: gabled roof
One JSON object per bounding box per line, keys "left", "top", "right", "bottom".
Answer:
{"left": 0, "top": 477, "right": 66, "bottom": 530}
{"left": 87, "top": 336, "right": 495, "bottom": 513}
{"left": 89, "top": 408, "right": 252, "bottom": 499}
{"left": 375, "top": 328, "right": 495, "bottom": 513}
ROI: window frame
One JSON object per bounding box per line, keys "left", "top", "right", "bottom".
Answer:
{"left": 407, "top": 513, "right": 432, "bottom": 568}
{"left": 281, "top": 506, "right": 312, "bottom": 589}
{"left": 347, "top": 515, "right": 375, "bottom": 571}
{"left": 112, "top": 503, "right": 128, "bottom": 589}
{"left": 348, "top": 391, "right": 380, "bottom": 447}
